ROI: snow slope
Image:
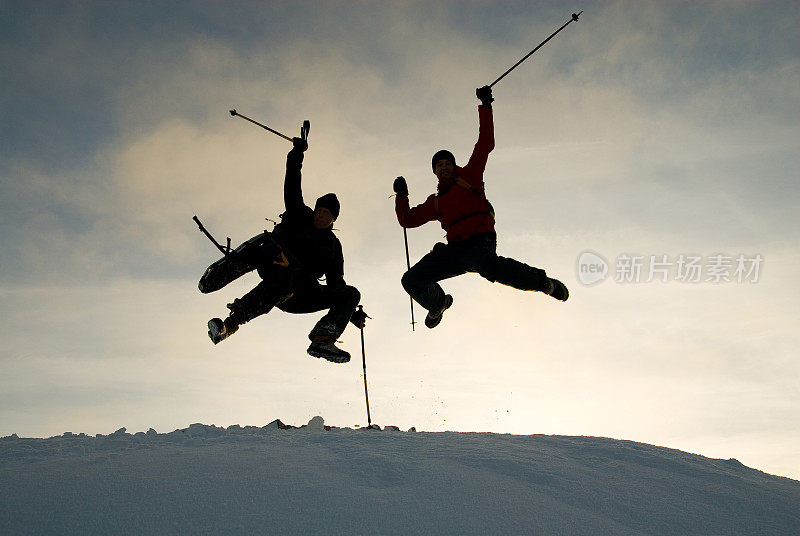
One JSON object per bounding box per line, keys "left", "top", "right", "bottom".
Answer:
{"left": 1, "top": 417, "right": 798, "bottom": 536}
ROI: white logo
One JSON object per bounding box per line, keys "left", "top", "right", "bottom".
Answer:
{"left": 577, "top": 250, "right": 609, "bottom": 286}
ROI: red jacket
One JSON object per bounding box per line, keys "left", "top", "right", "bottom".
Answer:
{"left": 396, "top": 105, "right": 496, "bottom": 243}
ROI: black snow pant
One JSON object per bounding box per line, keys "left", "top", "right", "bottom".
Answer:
{"left": 401, "top": 233, "right": 549, "bottom": 312}
{"left": 227, "top": 264, "right": 360, "bottom": 341}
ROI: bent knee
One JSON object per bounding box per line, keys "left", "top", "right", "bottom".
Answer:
{"left": 477, "top": 266, "right": 497, "bottom": 283}
{"left": 347, "top": 285, "right": 361, "bottom": 304}
{"left": 401, "top": 270, "right": 414, "bottom": 291}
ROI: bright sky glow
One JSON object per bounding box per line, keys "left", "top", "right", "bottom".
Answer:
{"left": 1, "top": 1, "right": 798, "bottom": 479}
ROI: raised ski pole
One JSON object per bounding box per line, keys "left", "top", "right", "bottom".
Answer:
{"left": 358, "top": 306, "right": 373, "bottom": 427}
{"left": 488, "top": 11, "right": 583, "bottom": 88}
{"left": 229, "top": 109, "right": 310, "bottom": 143}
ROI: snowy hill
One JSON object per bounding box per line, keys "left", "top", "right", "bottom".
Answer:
{"left": 1, "top": 417, "right": 798, "bottom": 536}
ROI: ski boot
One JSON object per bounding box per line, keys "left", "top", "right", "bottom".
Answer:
{"left": 307, "top": 341, "right": 351, "bottom": 363}
{"left": 424, "top": 294, "right": 453, "bottom": 329}
{"left": 543, "top": 277, "right": 569, "bottom": 302}
{"left": 208, "top": 317, "right": 239, "bottom": 344}
{"left": 307, "top": 321, "right": 350, "bottom": 363}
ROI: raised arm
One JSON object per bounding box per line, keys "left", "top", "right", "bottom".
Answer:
{"left": 284, "top": 137, "right": 308, "bottom": 212}
{"left": 462, "top": 87, "right": 496, "bottom": 183}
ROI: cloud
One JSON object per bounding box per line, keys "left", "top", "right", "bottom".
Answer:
{"left": 1, "top": 1, "right": 798, "bottom": 479}
{"left": 6, "top": 1, "right": 797, "bottom": 284}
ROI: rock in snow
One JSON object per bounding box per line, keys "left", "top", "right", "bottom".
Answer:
{"left": 306, "top": 415, "right": 326, "bottom": 431}
{"left": 0, "top": 420, "right": 798, "bottom": 536}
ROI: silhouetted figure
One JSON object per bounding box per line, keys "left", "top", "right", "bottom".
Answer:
{"left": 205, "top": 137, "right": 364, "bottom": 363}
{"left": 393, "top": 86, "right": 568, "bottom": 329}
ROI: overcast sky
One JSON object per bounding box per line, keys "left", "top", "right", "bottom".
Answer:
{"left": 1, "top": 1, "right": 798, "bottom": 479}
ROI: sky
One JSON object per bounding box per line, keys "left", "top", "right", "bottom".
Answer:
{"left": 1, "top": 1, "right": 798, "bottom": 480}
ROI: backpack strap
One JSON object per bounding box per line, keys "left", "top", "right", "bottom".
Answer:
{"left": 435, "top": 177, "right": 496, "bottom": 230}
{"left": 446, "top": 209, "right": 494, "bottom": 229}
{"left": 455, "top": 177, "right": 475, "bottom": 191}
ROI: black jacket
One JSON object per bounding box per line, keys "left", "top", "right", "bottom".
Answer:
{"left": 272, "top": 148, "right": 345, "bottom": 286}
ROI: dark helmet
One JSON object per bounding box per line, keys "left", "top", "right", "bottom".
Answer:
{"left": 315, "top": 193, "right": 340, "bottom": 221}
{"left": 431, "top": 149, "right": 456, "bottom": 172}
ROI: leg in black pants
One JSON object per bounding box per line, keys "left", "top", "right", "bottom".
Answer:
{"left": 208, "top": 264, "right": 294, "bottom": 344}
{"left": 277, "top": 274, "right": 361, "bottom": 342}
{"left": 401, "top": 234, "right": 549, "bottom": 313}
{"left": 226, "top": 265, "right": 295, "bottom": 326}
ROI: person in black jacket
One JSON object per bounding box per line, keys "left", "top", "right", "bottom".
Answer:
{"left": 207, "top": 137, "right": 362, "bottom": 363}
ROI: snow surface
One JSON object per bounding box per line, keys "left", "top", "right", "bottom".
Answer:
{"left": 1, "top": 417, "right": 798, "bottom": 536}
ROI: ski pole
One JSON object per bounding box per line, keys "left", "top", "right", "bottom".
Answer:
{"left": 229, "top": 110, "right": 311, "bottom": 143}
{"left": 402, "top": 225, "right": 416, "bottom": 331}
{"left": 395, "top": 176, "right": 416, "bottom": 330}
{"left": 488, "top": 11, "right": 583, "bottom": 88}
{"left": 358, "top": 305, "right": 373, "bottom": 427}
{"left": 193, "top": 215, "right": 232, "bottom": 257}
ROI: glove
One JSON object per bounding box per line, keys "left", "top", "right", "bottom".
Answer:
{"left": 393, "top": 176, "right": 409, "bottom": 197}
{"left": 350, "top": 306, "right": 370, "bottom": 329}
{"left": 476, "top": 85, "right": 494, "bottom": 106}
{"left": 291, "top": 137, "right": 308, "bottom": 152}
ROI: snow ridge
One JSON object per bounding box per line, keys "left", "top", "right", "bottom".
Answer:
{"left": 1, "top": 417, "right": 798, "bottom": 536}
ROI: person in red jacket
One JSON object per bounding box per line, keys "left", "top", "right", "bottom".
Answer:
{"left": 393, "top": 86, "right": 568, "bottom": 329}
